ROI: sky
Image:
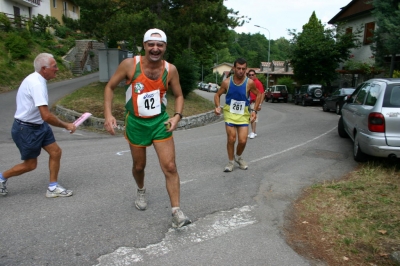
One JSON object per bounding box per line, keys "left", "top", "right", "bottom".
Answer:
{"left": 223, "top": 0, "right": 352, "bottom": 40}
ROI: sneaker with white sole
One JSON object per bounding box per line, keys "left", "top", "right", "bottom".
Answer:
{"left": 46, "top": 185, "right": 73, "bottom": 198}
{"left": 249, "top": 132, "right": 255, "bottom": 139}
{"left": 172, "top": 209, "right": 192, "bottom": 228}
{"left": 0, "top": 180, "right": 8, "bottom": 196}
{"left": 235, "top": 156, "right": 248, "bottom": 170}
{"left": 135, "top": 188, "right": 147, "bottom": 210}
{"left": 254, "top": 133, "right": 257, "bottom": 137}
{"left": 224, "top": 161, "right": 234, "bottom": 172}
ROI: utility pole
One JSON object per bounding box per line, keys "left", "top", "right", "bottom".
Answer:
{"left": 255, "top": 25, "right": 270, "bottom": 89}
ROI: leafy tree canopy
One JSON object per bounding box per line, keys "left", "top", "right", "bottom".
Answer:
{"left": 371, "top": 0, "right": 400, "bottom": 77}
{"left": 289, "top": 11, "right": 359, "bottom": 86}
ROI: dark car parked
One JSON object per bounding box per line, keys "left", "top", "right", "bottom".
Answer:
{"left": 323, "top": 88, "right": 355, "bottom": 114}
{"left": 294, "top": 84, "right": 323, "bottom": 106}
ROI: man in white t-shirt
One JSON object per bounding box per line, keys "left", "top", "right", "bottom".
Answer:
{"left": 0, "top": 53, "right": 76, "bottom": 198}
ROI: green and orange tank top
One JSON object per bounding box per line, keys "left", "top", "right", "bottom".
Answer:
{"left": 125, "top": 56, "right": 169, "bottom": 118}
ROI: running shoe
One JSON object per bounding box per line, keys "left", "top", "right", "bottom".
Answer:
{"left": 46, "top": 185, "right": 73, "bottom": 198}
{"left": 224, "top": 161, "right": 234, "bottom": 172}
{"left": 0, "top": 180, "right": 8, "bottom": 196}
{"left": 135, "top": 188, "right": 147, "bottom": 210}
{"left": 235, "top": 156, "right": 248, "bottom": 170}
{"left": 172, "top": 209, "right": 192, "bottom": 228}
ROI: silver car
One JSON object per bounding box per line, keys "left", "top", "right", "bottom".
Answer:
{"left": 207, "top": 83, "right": 219, "bottom": 93}
{"left": 338, "top": 78, "right": 400, "bottom": 162}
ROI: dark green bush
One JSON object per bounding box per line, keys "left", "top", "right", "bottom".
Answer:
{"left": 32, "top": 14, "right": 60, "bottom": 33}
{"left": 55, "top": 25, "right": 73, "bottom": 38}
{"left": 62, "top": 15, "right": 80, "bottom": 31}
{"left": 5, "top": 33, "right": 30, "bottom": 59}
{"left": 0, "top": 13, "right": 12, "bottom": 32}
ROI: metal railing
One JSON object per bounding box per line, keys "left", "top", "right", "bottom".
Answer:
{"left": 80, "top": 41, "right": 93, "bottom": 71}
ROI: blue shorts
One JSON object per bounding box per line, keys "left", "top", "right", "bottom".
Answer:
{"left": 12, "top": 119, "right": 56, "bottom": 160}
{"left": 225, "top": 122, "right": 249, "bottom": 127}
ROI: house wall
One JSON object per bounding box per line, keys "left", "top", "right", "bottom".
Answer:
{"left": 1, "top": 0, "right": 50, "bottom": 19}
{"left": 341, "top": 14, "right": 375, "bottom": 67}
{"left": 50, "top": 0, "right": 79, "bottom": 24}
{"left": 213, "top": 64, "right": 232, "bottom": 75}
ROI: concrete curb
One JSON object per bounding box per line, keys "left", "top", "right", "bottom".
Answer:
{"left": 55, "top": 105, "right": 222, "bottom": 131}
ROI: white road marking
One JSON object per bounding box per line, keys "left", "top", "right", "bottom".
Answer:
{"left": 250, "top": 126, "right": 337, "bottom": 163}
{"left": 180, "top": 179, "right": 195, "bottom": 184}
{"left": 95, "top": 205, "right": 256, "bottom": 265}
{"left": 116, "top": 150, "right": 131, "bottom": 156}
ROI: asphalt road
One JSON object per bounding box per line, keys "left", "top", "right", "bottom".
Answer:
{"left": 0, "top": 79, "right": 358, "bottom": 265}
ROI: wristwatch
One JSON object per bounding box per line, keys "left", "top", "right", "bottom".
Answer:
{"left": 251, "top": 110, "right": 258, "bottom": 114}
{"left": 174, "top": 112, "right": 183, "bottom": 119}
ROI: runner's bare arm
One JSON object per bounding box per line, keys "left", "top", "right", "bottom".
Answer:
{"left": 166, "top": 64, "right": 184, "bottom": 131}
{"left": 104, "top": 58, "right": 134, "bottom": 135}
{"left": 214, "top": 79, "right": 228, "bottom": 115}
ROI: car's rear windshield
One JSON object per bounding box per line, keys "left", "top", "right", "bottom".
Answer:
{"left": 343, "top": 89, "right": 355, "bottom": 95}
{"left": 383, "top": 84, "right": 400, "bottom": 107}
{"left": 275, "top": 85, "right": 286, "bottom": 91}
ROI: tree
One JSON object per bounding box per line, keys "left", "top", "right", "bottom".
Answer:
{"left": 289, "top": 12, "right": 359, "bottom": 86}
{"left": 371, "top": 0, "right": 400, "bottom": 77}
{"left": 174, "top": 49, "right": 199, "bottom": 98}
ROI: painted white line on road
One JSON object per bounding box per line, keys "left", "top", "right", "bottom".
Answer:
{"left": 95, "top": 205, "right": 256, "bottom": 265}
{"left": 250, "top": 126, "right": 337, "bottom": 163}
{"left": 180, "top": 179, "right": 195, "bottom": 184}
{"left": 116, "top": 150, "right": 130, "bottom": 156}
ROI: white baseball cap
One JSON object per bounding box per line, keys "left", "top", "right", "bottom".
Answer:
{"left": 143, "top": 28, "right": 167, "bottom": 43}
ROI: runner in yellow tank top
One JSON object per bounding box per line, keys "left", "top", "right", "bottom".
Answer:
{"left": 103, "top": 29, "right": 191, "bottom": 228}
{"left": 214, "top": 58, "right": 262, "bottom": 172}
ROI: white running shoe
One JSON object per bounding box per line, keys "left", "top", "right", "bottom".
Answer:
{"left": 46, "top": 185, "right": 73, "bottom": 198}
{"left": 135, "top": 188, "right": 147, "bottom": 210}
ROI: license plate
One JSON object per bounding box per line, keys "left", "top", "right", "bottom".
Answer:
{"left": 313, "top": 99, "right": 320, "bottom": 101}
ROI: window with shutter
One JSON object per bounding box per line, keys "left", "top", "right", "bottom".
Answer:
{"left": 363, "top": 22, "right": 375, "bottom": 45}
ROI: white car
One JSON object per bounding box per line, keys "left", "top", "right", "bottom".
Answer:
{"left": 207, "top": 83, "right": 219, "bottom": 93}
{"left": 338, "top": 78, "right": 400, "bottom": 162}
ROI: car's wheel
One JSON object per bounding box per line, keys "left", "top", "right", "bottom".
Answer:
{"left": 335, "top": 104, "right": 341, "bottom": 115}
{"left": 353, "top": 132, "right": 368, "bottom": 162}
{"left": 338, "top": 116, "right": 349, "bottom": 138}
{"left": 322, "top": 103, "right": 329, "bottom": 112}
{"left": 284, "top": 98, "right": 287, "bottom": 103}
{"left": 301, "top": 98, "right": 306, "bottom": 106}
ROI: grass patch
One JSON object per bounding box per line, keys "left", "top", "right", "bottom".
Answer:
{"left": 56, "top": 82, "right": 215, "bottom": 120}
{"left": 0, "top": 31, "right": 76, "bottom": 93}
{"left": 286, "top": 160, "right": 400, "bottom": 265}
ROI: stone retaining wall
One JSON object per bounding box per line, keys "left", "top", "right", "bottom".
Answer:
{"left": 55, "top": 105, "right": 222, "bottom": 132}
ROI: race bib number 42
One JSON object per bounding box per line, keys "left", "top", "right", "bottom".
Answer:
{"left": 137, "top": 90, "right": 161, "bottom": 116}
{"left": 230, "top": 99, "right": 245, "bottom": 115}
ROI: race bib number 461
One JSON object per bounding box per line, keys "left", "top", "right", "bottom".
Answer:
{"left": 229, "top": 99, "right": 245, "bottom": 115}
{"left": 137, "top": 90, "right": 161, "bottom": 116}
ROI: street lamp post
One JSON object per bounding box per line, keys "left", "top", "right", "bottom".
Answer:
{"left": 214, "top": 53, "right": 219, "bottom": 84}
{"left": 254, "top": 25, "right": 270, "bottom": 89}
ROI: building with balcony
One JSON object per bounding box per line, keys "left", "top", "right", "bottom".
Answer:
{"left": 0, "top": 0, "right": 79, "bottom": 26}
{"left": 50, "top": 0, "right": 80, "bottom": 24}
